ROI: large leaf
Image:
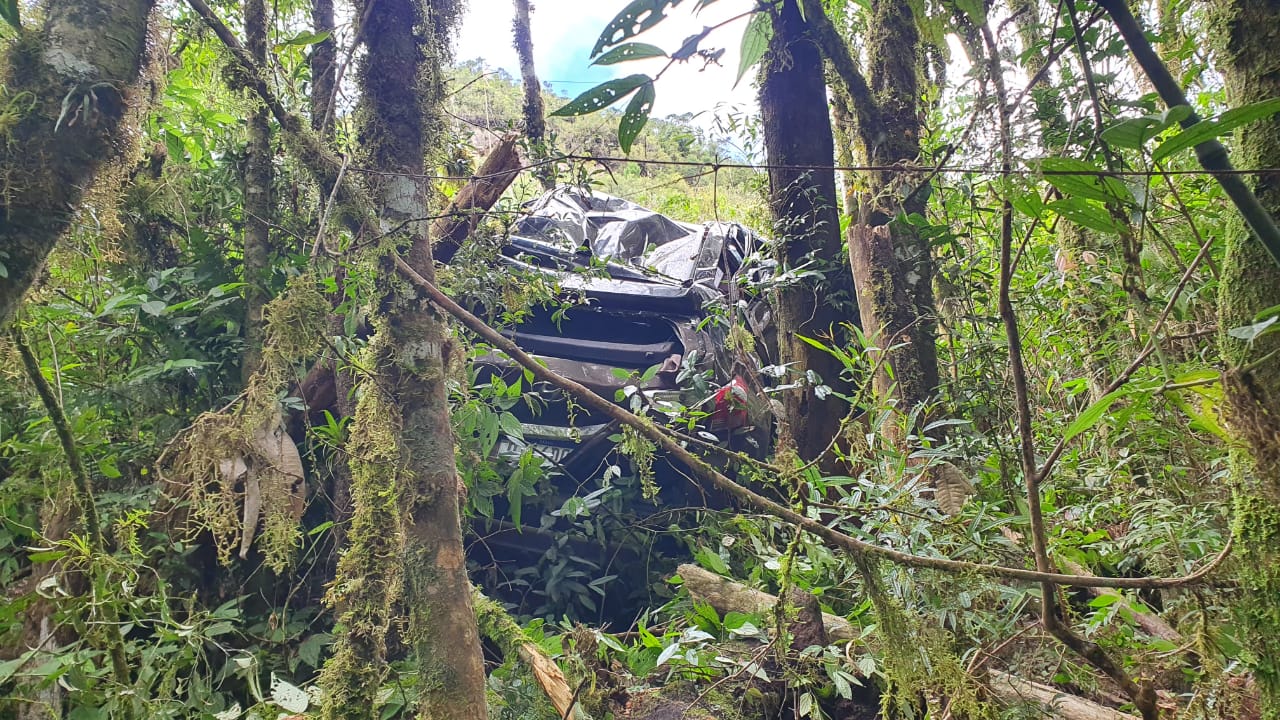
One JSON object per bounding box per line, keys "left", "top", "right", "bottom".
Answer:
{"left": 593, "top": 42, "right": 668, "bottom": 65}
{"left": 735, "top": 11, "right": 772, "bottom": 89}
{"left": 1062, "top": 389, "right": 1129, "bottom": 444}
{"left": 1040, "top": 157, "right": 1133, "bottom": 206}
{"left": 1153, "top": 98, "right": 1280, "bottom": 163}
{"left": 1047, "top": 197, "right": 1124, "bottom": 235}
{"left": 550, "top": 74, "right": 651, "bottom": 117}
{"left": 592, "top": 0, "right": 685, "bottom": 58}
{"left": 618, "top": 80, "right": 656, "bottom": 154}
{"left": 1101, "top": 106, "right": 1191, "bottom": 150}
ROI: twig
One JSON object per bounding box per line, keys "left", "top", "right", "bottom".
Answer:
{"left": 311, "top": 153, "right": 350, "bottom": 257}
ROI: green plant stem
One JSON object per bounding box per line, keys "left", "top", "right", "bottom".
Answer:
{"left": 12, "top": 328, "right": 103, "bottom": 548}
{"left": 1096, "top": 0, "right": 1280, "bottom": 270}
{"left": 11, "top": 327, "right": 132, "bottom": 700}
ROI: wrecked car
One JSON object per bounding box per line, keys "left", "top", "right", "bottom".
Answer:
{"left": 465, "top": 186, "right": 776, "bottom": 614}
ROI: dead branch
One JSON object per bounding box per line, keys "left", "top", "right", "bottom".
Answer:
{"left": 679, "top": 564, "right": 1139, "bottom": 720}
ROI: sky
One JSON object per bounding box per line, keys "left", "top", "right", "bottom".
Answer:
{"left": 455, "top": 0, "right": 759, "bottom": 128}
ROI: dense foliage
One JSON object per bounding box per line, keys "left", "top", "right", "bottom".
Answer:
{"left": 2, "top": 0, "right": 1279, "bottom": 719}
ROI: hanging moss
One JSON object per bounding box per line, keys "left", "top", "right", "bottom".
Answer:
{"left": 854, "top": 557, "right": 991, "bottom": 719}
{"left": 164, "top": 276, "right": 328, "bottom": 569}
{"left": 319, "top": 331, "right": 408, "bottom": 719}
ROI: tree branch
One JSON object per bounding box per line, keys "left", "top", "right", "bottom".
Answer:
{"left": 1096, "top": 0, "right": 1280, "bottom": 270}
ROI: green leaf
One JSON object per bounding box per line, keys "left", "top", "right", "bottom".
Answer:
{"left": 97, "top": 456, "right": 122, "bottom": 479}
{"left": 1101, "top": 106, "right": 1190, "bottom": 150}
{"left": 954, "top": 0, "right": 986, "bottom": 24}
{"left": 1047, "top": 198, "right": 1124, "bottom": 234}
{"left": 1100, "top": 117, "right": 1160, "bottom": 150}
{"left": 550, "top": 74, "right": 651, "bottom": 117}
{"left": 274, "top": 30, "right": 331, "bottom": 50}
{"left": 735, "top": 11, "right": 771, "bottom": 89}
{"left": 0, "top": 0, "right": 18, "bottom": 30}
{"left": 1153, "top": 98, "right": 1280, "bottom": 163}
{"left": 1062, "top": 389, "right": 1128, "bottom": 444}
{"left": 27, "top": 550, "right": 68, "bottom": 564}
{"left": 1227, "top": 315, "right": 1279, "bottom": 342}
{"left": 140, "top": 299, "right": 167, "bottom": 316}
{"left": 618, "top": 81, "right": 655, "bottom": 154}
{"left": 593, "top": 42, "right": 667, "bottom": 65}
{"left": 592, "top": 0, "right": 685, "bottom": 57}
{"left": 1040, "top": 157, "right": 1132, "bottom": 205}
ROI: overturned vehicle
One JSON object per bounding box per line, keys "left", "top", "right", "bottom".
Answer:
{"left": 462, "top": 187, "right": 777, "bottom": 617}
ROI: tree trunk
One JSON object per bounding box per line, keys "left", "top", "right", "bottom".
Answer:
{"left": 759, "top": 0, "right": 856, "bottom": 461}
{"left": 512, "top": 0, "right": 552, "bottom": 189}
{"left": 1211, "top": 1, "right": 1280, "bottom": 713}
{"left": 241, "top": 0, "right": 273, "bottom": 381}
{"left": 848, "top": 0, "right": 940, "bottom": 417}
{"left": 310, "top": 0, "right": 337, "bottom": 137}
{"left": 0, "top": 0, "right": 156, "bottom": 327}
{"left": 318, "top": 0, "right": 487, "bottom": 717}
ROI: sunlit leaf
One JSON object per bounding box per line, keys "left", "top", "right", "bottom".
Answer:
{"left": 550, "top": 74, "right": 650, "bottom": 117}
{"left": 735, "top": 11, "right": 771, "bottom": 89}
{"left": 592, "top": 42, "right": 668, "bottom": 65}
{"left": 592, "top": 0, "right": 685, "bottom": 58}
{"left": 1153, "top": 98, "right": 1280, "bottom": 163}
{"left": 1063, "top": 388, "right": 1128, "bottom": 444}
{"left": 1047, "top": 197, "right": 1124, "bottom": 234}
{"left": 1040, "top": 157, "right": 1133, "bottom": 205}
{"left": 618, "top": 80, "right": 655, "bottom": 154}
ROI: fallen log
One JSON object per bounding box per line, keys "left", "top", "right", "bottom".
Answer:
{"left": 676, "top": 564, "right": 1139, "bottom": 720}
{"left": 432, "top": 133, "right": 523, "bottom": 265}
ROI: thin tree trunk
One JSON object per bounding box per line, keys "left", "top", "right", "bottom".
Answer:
{"left": 310, "top": 0, "right": 337, "bottom": 137}
{"left": 512, "top": 0, "right": 552, "bottom": 189}
{"left": 242, "top": 0, "right": 273, "bottom": 381}
{"left": 855, "top": 0, "right": 939, "bottom": 414}
{"left": 319, "top": 0, "right": 487, "bottom": 717}
{"left": 758, "top": 0, "right": 855, "bottom": 461}
{"left": 0, "top": 0, "right": 156, "bottom": 327}
{"left": 805, "top": 0, "right": 939, "bottom": 435}
{"left": 1211, "top": 1, "right": 1280, "bottom": 712}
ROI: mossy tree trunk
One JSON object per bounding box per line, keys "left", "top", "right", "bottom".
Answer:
{"left": 1211, "top": 1, "right": 1280, "bottom": 713}
{"left": 759, "top": 0, "right": 856, "bottom": 461}
{"left": 512, "top": 0, "right": 552, "bottom": 190}
{"left": 846, "top": 0, "right": 940, "bottom": 418}
{"left": 318, "top": 0, "right": 487, "bottom": 718}
{"left": 0, "top": 0, "right": 155, "bottom": 327}
{"left": 241, "top": 0, "right": 273, "bottom": 381}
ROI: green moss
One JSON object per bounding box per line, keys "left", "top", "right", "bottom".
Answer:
{"left": 319, "top": 334, "right": 408, "bottom": 719}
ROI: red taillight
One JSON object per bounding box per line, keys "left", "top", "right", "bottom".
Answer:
{"left": 711, "top": 376, "right": 752, "bottom": 430}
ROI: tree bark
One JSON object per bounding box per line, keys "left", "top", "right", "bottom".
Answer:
{"left": 849, "top": 0, "right": 939, "bottom": 415}
{"left": 1211, "top": 1, "right": 1280, "bottom": 713}
{"left": 806, "top": 0, "right": 940, "bottom": 432}
{"left": 241, "top": 0, "right": 273, "bottom": 381}
{"left": 759, "top": 0, "right": 856, "bottom": 461}
{"left": 318, "top": 0, "right": 488, "bottom": 717}
{"left": 512, "top": 0, "right": 553, "bottom": 189}
{"left": 310, "top": 0, "right": 337, "bottom": 137}
{"left": 0, "top": 0, "right": 156, "bottom": 327}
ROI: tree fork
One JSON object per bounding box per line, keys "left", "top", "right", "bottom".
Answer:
{"left": 0, "top": 0, "right": 157, "bottom": 327}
